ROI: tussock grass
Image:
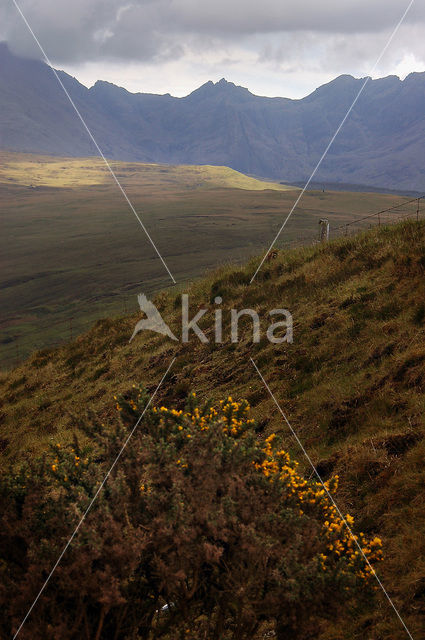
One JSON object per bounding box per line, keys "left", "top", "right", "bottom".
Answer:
{"left": 2, "top": 219, "right": 425, "bottom": 638}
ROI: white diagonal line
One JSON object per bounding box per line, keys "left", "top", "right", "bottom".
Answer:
{"left": 11, "top": 0, "right": 176, "bottom": 285}
{"left": 12, "top": 357, "right": 176, "bottom": 640}
{"left": 250, "top": 357, "right": 414, "bottom": 640}
{"left": 250, "top": 0, "right": 415, "bottom": 283}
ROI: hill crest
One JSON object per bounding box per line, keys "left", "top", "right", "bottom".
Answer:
{"left": 1, "top": 219, "right": 425, "bottom": 637}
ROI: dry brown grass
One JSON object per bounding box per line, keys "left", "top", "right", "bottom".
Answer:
{"left": 2, "top": 219, "right": 425, "bottom": 638}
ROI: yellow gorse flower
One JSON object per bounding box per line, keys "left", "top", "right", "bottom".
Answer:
{"left": 114, "top": 391, "right": 383, "bottom": 584}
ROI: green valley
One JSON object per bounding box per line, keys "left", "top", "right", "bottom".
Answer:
{"left": 0, "top": 152, "right": 410, "bottom": 367}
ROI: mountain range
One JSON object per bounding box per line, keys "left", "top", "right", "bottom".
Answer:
{"left": 1, "top": 42, "right": 425, "bottom": 191}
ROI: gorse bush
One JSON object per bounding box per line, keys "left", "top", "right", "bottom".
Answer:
{"left": 0, "top": 391, "right": 382, "bottom": 639}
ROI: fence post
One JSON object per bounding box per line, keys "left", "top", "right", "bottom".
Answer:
{"left": 319, "top": 219, "right": 330, "bottom": 242}
{"left": 417, "top": 198, "right": 420, "bottom": 222}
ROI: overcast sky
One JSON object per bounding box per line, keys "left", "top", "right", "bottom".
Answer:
{"left": 1, "top": 0, "right": 425, "bottom": 98}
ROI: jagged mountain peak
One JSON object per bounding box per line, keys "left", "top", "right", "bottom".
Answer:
{"left": 1, "top": 41, "right": 425, "bottom": 191}
{"left": 187, "top": 77, "right": 251, "bottom": 100}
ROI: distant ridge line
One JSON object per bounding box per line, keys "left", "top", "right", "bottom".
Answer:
{"left": 1, "top": 42, "right": 425, "bottom": 191}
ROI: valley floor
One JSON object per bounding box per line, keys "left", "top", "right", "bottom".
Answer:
{"left": 0, "top": 152, "right": 414, "bottom": 368}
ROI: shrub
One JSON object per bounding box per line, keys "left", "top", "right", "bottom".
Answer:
{"left": 0, "top": 392, "right": 382, "bottom": 639}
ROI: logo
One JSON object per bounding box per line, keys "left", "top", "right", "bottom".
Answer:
{"left": 130, "top": 293, "right": 293, "bottom": 345}
{"left": 129, "top": 294, "right": 178, "bottom": 343}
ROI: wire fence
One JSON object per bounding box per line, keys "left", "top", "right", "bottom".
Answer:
{"left": 278, "top": 195, "right": 425, "bottom": 252}
{"left": 2, "top": 195, "right": 424, "bottom": 370}
{"left": 331, "top": 195, "right": 424, "bottom": 239}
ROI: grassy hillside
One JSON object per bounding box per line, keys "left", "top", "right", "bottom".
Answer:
{"left": 1, "top": 219, "right": 425, "bottom": 638}
{"left": 0, "top": 152, "right": 408, "bottom": 367}
{"left": 0, "top": 152, "right": 295, "bottom": 191}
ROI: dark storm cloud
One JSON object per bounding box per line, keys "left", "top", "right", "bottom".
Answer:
{"left": 172, "top": 0, "right": 422, "bottom": 35}
{"left": 1, "top": 0, "right": 424, "bottom": 65}
{"left": 1, "top": 1, "right": 168, "bottom": 63}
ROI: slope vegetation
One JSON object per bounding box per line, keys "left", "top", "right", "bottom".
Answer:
{"left": 1, "top": 220, "right": 425, "bottom": 638}
{"left": 0, "top": 151, "right": 292, "bottom": 191}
